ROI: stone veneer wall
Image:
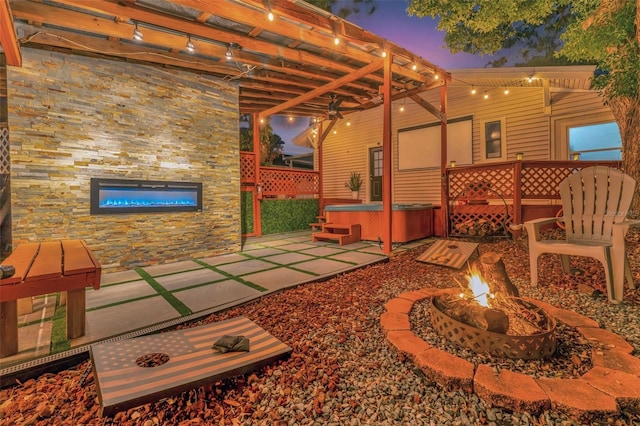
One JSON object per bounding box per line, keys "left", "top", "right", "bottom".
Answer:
{"left": 7, "top": 48, "right": 240, "bottom": 272}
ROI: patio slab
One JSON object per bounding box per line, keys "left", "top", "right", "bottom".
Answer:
{"left": 241, "top": 267, "right": 315, "bottom": 291}
{"left": 292, "top": 258, "right": 353, "bottom": 275}
{"left": 300, "top": 246, "right": 347, "bottom": 257}
{"left": 263, "top": 252, "right": 317, "bottom": 265}
{"left": 172, "top": 280, "right": 262, "bottom": 313}
{"left": 329, "top": 251, "right": 386, "bottom": 265}
{"left": 74, "top": 296, "right": 180, "bottom": 346}
{"left": 101, "top": 269, "right": 143, "bottom": 285}
{"left": 86, "top": 280, "right": 156, "bottom": 309}
{"left": 216, "top": 259, "right": 278, "bottom": 276}
{"left": 155, "top": 269, "right": 227, "bottom": 291}
{"left": 143, "top": 260, "right": 203, "bottom": 277}
{"left": 241, "top": 248, "right": 287, "bottom": 258}
{"left": 272, "top": 242, "right": 318, "bottom": 252}
{"left": 199, "top": 253, "right": 247, "bottom": 266}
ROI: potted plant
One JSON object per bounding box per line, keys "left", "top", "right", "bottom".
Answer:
{"left": 345, "top": 172, "right": 363, "bottom": 199}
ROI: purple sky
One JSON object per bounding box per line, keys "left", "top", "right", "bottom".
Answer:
{"left": 275, "top": 0, "right": 493, "bottom": 155}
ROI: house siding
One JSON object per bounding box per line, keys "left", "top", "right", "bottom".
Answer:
{"left": 319, "top": 84, "right": 611, "bottom": 205}
{"left": 7, "top": 48, "right": 240, "bottom": 272}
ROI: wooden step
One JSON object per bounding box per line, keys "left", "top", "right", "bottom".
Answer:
{"left": 311, "top": 224, "right": 361, "bottom": 245}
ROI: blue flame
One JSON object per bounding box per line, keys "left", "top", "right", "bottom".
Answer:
{"left": 99, "top": 189, "right": 197, "bottom": 209}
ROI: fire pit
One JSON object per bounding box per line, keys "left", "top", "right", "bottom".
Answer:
{"left": 430, "top": 252, "right": 556, "bottom": 360}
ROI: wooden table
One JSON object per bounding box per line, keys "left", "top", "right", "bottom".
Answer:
{"left": 0, "top": 240, "right": 101, "bottom": 357}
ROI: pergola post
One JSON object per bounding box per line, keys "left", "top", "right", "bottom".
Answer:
{"left": 440, "top": 82, "right": 449, "bottom": 238}
{"left": 382, "top": 52, "right": 393, "bottom": 254}
{"left": 252, "top": 113, "right": 262, "bottom": 237}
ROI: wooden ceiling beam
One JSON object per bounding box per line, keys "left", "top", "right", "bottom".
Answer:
{"left": 13, "top": 1, "right": 381, "bottom": 94}
{"left": 164, "top": 0, "right": 426, "bottom": 84}
{"left": 0, "top": 0, "right": 22, "bottom": 66}
{"left": 259, "top": 59, "right": 383, "bottom": 118}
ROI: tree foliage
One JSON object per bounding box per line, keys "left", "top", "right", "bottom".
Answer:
{"left": 239, "top": 115, "right": 284, "bottom": 166}
{"left": 306, "top": 0, "right": 377, "bottom": 18}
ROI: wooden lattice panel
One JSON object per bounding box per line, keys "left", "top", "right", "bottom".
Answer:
{"left": 520, "top": 166, "right": 578, "bottom": 198}
{"left": 260, "top": 168, "right": 318, "bottom": 196}
{"left": 0, "top": 125, "right": 9, "bottom": 175}
{"left": 450, "top": 204, "right": 512, "bottom": 237}
{"left": 240, "top": 152, "right": 256, "bottom": 184}
{"left": 430, "top": 298, "right": 557, "bottom": 360}
{"left": 449, "top": 166, "right": 514, "bottom": 199}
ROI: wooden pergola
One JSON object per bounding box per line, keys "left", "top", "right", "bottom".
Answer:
{"left": 0, "top": 0, "right": 450, "bottom": 253}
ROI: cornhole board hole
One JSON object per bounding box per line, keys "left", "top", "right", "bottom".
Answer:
{"left": 416, "top": 239, "right": 479, "bottom": 269}
{"left": 90, "top": 316, "right": 291, "bottom": 417}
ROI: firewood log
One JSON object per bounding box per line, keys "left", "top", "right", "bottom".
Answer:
{"left": 477, "top": 252, "right": 519, "bottom": 297}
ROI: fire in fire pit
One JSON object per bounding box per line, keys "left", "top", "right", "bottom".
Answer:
{"left": 430, "top": 252, "right": 556, "bottom": 360}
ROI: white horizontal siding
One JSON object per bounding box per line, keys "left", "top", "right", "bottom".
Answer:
{"left": 319, "top": 85, "right": 612, "bottom": 205}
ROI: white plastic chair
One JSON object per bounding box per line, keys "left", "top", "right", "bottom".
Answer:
{"left": 525, "top": 166, "right": 639, "bottom": 303}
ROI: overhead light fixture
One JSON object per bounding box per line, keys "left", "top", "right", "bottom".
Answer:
{"left": 132, "top": 23, "right": 143, "bottom": 41}
{"left": 186, "top": 36, "right": 195, "bottom": 53}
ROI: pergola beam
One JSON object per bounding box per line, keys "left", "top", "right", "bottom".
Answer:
{"left": 0, "top": 0, "right": 22, "bottom": 66}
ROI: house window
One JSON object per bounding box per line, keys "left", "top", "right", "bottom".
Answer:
{"left": 481, "top": 118, "right": 506, "bottom": 161}
{"left": 568, "top": 121, "right": 622, "bottom": 160}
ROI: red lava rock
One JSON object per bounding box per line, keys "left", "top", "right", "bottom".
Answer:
{"left": 473, "top": 364, "right": 550, "bottom": 415}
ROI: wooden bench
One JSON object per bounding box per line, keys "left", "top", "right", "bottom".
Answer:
{"left": 91, "top": 316, "right": 292, "bottom": 417}
{"left": 0, "top": 240, "right": 101, "bottom": 357}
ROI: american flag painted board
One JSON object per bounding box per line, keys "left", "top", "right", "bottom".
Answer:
{"left": 90, "top": 316, "right": 291, "bottom": 417}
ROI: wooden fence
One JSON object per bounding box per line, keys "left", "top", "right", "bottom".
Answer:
{"left": 446, "top": 160, "right": 622, "bottom": 237}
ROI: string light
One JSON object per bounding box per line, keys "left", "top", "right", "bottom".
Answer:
{"left": 185, "top": 36, "right": 195, "bottom": 53}
{"left": 346, "top": 120, "right": 351, "bottom": 126}
{"left": 381, "top": 50, "right": 387, "bottom": 58}
{"left": 333, "top": 129, "right": 337, "bottom": 134}
{"left": 471, "top": 86, "right": 477, "bottom": 95}
{"left": 267, "top": 11, "right": 274, "bottom": 21}
{"left": 132, "top": 23, "right": 143, "bottom": 41}
{"left": 483, "top": 90, "right": 489, "bottom": 99}
{"left": 504, "top": 86, "right": 509, "bottom": 95}
{"left": 527, "top": 75, "right": 534, "bottom": 83}
{"left": 412, "top": 63, "right": 417, "bottom": 71}
{"left": 334, "top": 36, "right": 340, "bottom": 45}
{"left": 434, "top": 73, "right": 439, "bottom": 80}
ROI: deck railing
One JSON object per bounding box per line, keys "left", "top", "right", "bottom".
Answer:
{"left": 445, "top": 160, "right": 622, "bottom": 236}
{"left": 240, "top": 152, "right": 319, "bottom": 198}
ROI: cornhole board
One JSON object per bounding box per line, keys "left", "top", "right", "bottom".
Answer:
{"left": 90, "top": 316, "right": 291, "bottom": 417}
{"left": 416, "top": 239, "right": 479, "bottom": 269}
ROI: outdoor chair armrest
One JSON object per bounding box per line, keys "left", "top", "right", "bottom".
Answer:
{"left": 612, "top": 219, "right": 640, "bottom": 247}
{"left": 524, "top": 217, "right": 559, "bottom": 241}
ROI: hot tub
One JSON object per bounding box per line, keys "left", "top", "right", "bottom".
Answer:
{"left": 323, "top": 203, "right": 433, "bottom": 243}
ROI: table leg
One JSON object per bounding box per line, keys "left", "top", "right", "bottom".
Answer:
{"left": 66, "top": 288, "right": 86, "bottom": 339}
{"left": 0, "top": 300, "right": 18, "bottom": 357}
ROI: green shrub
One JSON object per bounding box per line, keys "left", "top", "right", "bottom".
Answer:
{"left": 261, "top": 198, "right": 318, "bottom": 234}
{"left": 241, "top": 191, "right": 253, "bottom": 234}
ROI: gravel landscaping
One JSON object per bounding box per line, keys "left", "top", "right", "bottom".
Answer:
{"left": 1, "top": 230, "right": 639, "bottom": 425}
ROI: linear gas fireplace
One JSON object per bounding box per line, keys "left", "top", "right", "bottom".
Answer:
{"left": 90, "top": 178, "right": 202, "bottom": 215}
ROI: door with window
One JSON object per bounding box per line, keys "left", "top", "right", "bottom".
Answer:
{"left": 369, "top": 147, "right": 383, "bottom": 202}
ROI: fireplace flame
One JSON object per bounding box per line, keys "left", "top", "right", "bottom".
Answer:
{"left": 461, "top": 267, "right": 493, "bottom": 308}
